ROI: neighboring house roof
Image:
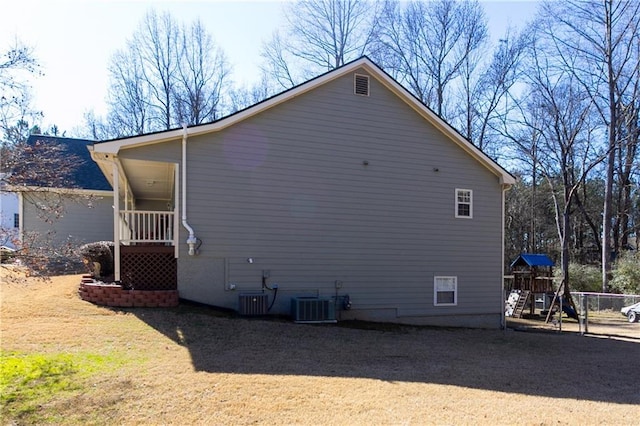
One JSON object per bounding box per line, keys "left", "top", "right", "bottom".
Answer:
{"left": 510, "top": 254, "right": 555, "bottom": 268}
{"left": 24, "top": 135, "right": 111, "bottom": 191}
{"left": 90, "top": 56, "right": 516, "bottom": 186}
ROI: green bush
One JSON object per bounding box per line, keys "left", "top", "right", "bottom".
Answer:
{"left": 566, "top": 262, "right": 602, "bottom": 292}
{"left": 610, "top": 251, "right": 640, "bottom": 295}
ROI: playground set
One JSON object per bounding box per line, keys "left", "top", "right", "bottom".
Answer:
{"left": 505, "top": 254, "right": 578, "bottom": 322}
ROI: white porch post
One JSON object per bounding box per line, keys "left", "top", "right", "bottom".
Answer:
{"left": 112, "top": 161, "right": 121, "bottom": 282}
{"left": 174, "top": 163, "right": 180, "bottom": 258}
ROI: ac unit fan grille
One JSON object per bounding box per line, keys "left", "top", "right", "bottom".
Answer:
{"left": 239, "top": 293, "right": 268, "bottom": 316}
{"left": 291, "top": 297, "right": 336, "bottom": 323}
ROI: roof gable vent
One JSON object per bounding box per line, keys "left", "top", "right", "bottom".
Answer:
{"left": 354, "top": 74, "right": 369, "bottom": 96}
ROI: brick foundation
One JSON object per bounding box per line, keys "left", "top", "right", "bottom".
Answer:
{"left": 79, "top": 275, "right": 179, "bottom": 308}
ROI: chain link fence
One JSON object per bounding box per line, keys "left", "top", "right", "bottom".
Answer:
{"left": 506, "top": 291, "right": 640, "bottom": 339}
{"left": 573, "top": 292, "right": 640, "bottom": 338}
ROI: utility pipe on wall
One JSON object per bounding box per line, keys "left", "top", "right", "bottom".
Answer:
{"left": 181, "top": 124, "right": 198, "bottom": 255}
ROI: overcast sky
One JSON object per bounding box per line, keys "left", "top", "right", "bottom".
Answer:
{"left": 1, "top": 0, "right": 539, "bottom": 135}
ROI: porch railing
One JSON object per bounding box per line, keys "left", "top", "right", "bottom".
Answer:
{"left": 119, "top": 210, "right": 175, "bottom": 245}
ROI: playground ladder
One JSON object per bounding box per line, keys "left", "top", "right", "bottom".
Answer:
{"left": 512, "top": 290, "right": 530, "bottom": 318}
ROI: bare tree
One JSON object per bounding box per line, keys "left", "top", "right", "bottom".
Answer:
{"left": 106, "top": 48, "right": 151, "bottom": 136}
{"left": 537, "top": 0, "right": 640, "bottom": 292}
{"left": 261, "top": 0, "right": 380, "bottom": 89}
{"left": 132, "top": 10, "right": 180, "bottom": 130}
{"left": 261, "top": 31, "right": 300, "bottom": 89}
{"left": 173, "top": 19, "right": 231, "bottom": 125}
{"left": 614, "top": 99, "right": 640, "bottom": 252}
{"left": 0, "top": 39, "right": 42, "bottom": 144}
{"left": 505, "top": 170, "right": 560, "bottom": 263}
{"left": 103, "top": 10, "right": 232, "bottom": 136}
{"left": 228, "top": 72, "right": 279, "bottom": 113}
{"left": 456, "top": 27, "right": 529, "bottom": 157}
{"left": 81, "top": 110, "right": 119, "bottom": 141}
{"left": 373, "top": 0, "right": 488, "bottom": 118}
{"left": 501, "top": 36, "right": 607, "bottom": 301}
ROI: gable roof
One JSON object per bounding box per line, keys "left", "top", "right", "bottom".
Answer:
{"left": 25, "top": 135, "right": 111, "bottom": 191}
{"left": 510, "top": 254, "right": 555, "bottom": 268}
{"left": 90, "top": 56, "right": 515, "bottom": 186}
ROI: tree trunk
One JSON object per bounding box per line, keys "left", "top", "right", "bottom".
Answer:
{"left": 602, "top": 2, "right": 616, "bottom": 293}
{"left": 562, "top": 186, "right": 571, "bottom": 298}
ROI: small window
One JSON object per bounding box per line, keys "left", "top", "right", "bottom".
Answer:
{"left": 455, "top": 189, "right": 473, "bottom": 218}
{"left": 434, "top": 276, "right": 457, "bottom": 306}
{"left": 354, "top": 74, "right": 369, "bottom": 96}
{"left": 13, "top": 213, "right": 19, "bottom": 228}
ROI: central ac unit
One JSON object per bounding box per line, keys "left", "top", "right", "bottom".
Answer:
{"left": 239, "top": 293, "right": 268, "bottom": 316}
{"left": 291, "top": 297, "right": 336, "bottom": 323}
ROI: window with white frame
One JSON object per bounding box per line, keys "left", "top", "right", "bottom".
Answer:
{"left": 434, "top": 276, "right": 457, "bottom": 306}
{"left": 455, "top": 189, "right": 472, "bottom": 218}
{"left": 13, "top": 213, "right": 19, "bottom": 228}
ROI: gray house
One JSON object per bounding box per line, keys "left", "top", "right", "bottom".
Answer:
{"left": 9, "top": 135, "right": 113, "bottom": 251}
{"left": 89, "top": 57, "right": 515, "bottom": 328}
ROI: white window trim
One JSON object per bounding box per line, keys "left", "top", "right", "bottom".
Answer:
{"left": 434, "top": 276, "right": 458, "bottom": 306}
{"left": 455, "top": 188, "right": 473, "bottom": 219}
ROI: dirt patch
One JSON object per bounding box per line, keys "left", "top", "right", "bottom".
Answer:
{"left": 2, "top": 270, "right": 639, "bottom": 425}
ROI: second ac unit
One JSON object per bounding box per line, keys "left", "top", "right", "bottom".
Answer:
{"left": 291, "top": 297, "right": 336, "bottom": 323}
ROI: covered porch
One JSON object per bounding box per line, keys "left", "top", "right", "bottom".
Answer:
{"left": 91, "top": 154, "right": 180, "bottom": 290}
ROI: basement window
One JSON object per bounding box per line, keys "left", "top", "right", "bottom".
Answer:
{"left": 434, "top": 276, "right": 457, "bottom": 306}
{"left": 354, "top": 74, "right": 369, "bottom": 96}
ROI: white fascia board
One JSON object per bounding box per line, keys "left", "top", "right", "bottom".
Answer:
{"left": 89, "top": 128, "right": 185, "bottom": 154}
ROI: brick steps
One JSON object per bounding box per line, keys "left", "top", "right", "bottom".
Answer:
{"left": 79, "top": 276, "right": 179, "bottom": 308}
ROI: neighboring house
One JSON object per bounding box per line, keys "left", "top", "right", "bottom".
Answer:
{"left": 0, "top": 174, "right": 20, "bottom": 249}
{"left": 8, "top": 135, "right": 114, "bottom": 251}
{"left": 89, "top": 57, "right": 515, "bottom": 328}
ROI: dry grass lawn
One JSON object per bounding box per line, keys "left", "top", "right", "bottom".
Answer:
{"left": 1, "top": 268, "right": 639, "bottom": 425}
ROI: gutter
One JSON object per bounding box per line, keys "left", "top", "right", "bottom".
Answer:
{"left": 181, "top": 124, "right": 198, "bottom": 255}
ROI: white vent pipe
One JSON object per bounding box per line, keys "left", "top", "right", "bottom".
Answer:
{"left": 181, "top": 124, "right": 198, "bottom": 255}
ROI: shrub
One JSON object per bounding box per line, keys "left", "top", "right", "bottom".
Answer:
{"left": 0, "top": 246, "right": 16, "bottom": 264}
{"left": 610, "top": 251, "right": 640, "bottom": 295}
{"left": 566, "top": 262, "right": 602, "bottom": 292}
{"left": 78, "top": 241, "right": 114, "bottom": 278}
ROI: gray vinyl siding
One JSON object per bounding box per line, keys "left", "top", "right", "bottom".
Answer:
{"left": 121, "top": 69, "right": 505, "bottom": 327}
{"left": 22, "top": 192, "right": 113, "bottom": 247}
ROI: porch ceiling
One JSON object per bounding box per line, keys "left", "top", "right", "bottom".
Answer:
{"left": 121, "top": 158, "right": 175, "bottom": 201}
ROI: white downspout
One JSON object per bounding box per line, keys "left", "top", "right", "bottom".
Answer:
{"left": 181, "top": 124, "right": 198, "bottom": 255}
{"left": 501, "top": 183, "right": 511, "bottom": 330}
